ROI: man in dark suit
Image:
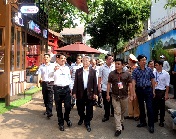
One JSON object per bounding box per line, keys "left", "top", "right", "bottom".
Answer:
{"left": 73, "top": 56, "right": 97, "bottom": 132}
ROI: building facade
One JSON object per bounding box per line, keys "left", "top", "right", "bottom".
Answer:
{"left": 0, "top": 0, "right": 48, "bottom": 105}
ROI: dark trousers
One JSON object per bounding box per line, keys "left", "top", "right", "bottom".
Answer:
{"left": 54, "top": 85, "right": 71, "bottom": 126}
{"left": 76, "top": 89, "right": 94, "bottom": 126}
{"left": 136, "top": 87, "right": 154, "bottom": 127}
{"left": 173, "top": 74, "right": 176, "bottom": 98}
{"left": 41, "top": 81, "right": 54, "bottom": 115}
{"left": 102, "top": 91, "right": 114, "bottom": 118}
{"left": 153, "top": 89, "right": 165, "bottom": 123}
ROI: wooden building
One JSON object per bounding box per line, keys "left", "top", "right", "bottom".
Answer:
{"left": 0, "top": 0, "right": 48, "bottom": 105}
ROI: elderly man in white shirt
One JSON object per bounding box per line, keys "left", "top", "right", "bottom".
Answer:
{"left": 53, "top": 53, "right": 72, "bottom": 131}
{"left": 37, "top": 54, "right": 55, "bottom": 118}
{"left": 153, "top": 60, "right": 170, "bottom": 127}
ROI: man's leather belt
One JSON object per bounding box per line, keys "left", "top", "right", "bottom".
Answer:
{"left": 43, "top": 81, "right": 54, "bottom": 83}
{"left": 56, "top": 85, "right": 69, "bottom": 89}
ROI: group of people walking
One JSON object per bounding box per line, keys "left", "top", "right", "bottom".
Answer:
{"left": 37, "top": 53, "right": 170, "bottom": 137}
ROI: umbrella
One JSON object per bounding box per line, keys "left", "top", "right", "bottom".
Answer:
{"left": 55, "top": 42, "right": 101, "bottom": 54}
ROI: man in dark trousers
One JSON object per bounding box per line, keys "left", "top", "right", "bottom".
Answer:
{"left": 53, "top": 54, "right": 72, "bottom": 131}
{"left": 37, "top": 54, "right": 55, "bottom": 118}
{"left": 132, "top": 54, "right": 155, "bottom": 133}
{"left": 73, "top": 56, "right": 97, "bottom": 132}
{"left": 153, "top": 60, "right": 170, "bottom": 127}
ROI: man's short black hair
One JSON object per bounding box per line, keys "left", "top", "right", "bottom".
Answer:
{"left": 56, "top": 53, "right": 65, "bottom": 58}
{"left": 44, "top": 53, "right": 50, "bottom": 57}
{"left": 105, "top": 54, "right": 112, "bottom": 60}
{"left": 137, "top": 54, "right": 147, "bottom": 61}
{"left": 148, "top": 60, "right": 154, "bottom": 66}
{"left": 155, "top": 60, "right": 163, "bottom": 67}
{"left": 114, "top": 58, "right": 124, "bottom": 64}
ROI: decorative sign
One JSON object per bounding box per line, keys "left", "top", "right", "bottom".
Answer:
{"left": 13, "top": 12, "right": 24, "bottom": 26}
{"left": 20, "top": 6, "right": 39, "bottom": 14}
{"left": 28, "top": 20, "right": 41, "bottom": 34}
{"left": 43, "top": 29, "right": 48, "bottom": 38}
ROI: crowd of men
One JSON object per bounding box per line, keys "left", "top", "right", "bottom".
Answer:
{"left": 36, "top": 53, "right": 173, "bottom": 137}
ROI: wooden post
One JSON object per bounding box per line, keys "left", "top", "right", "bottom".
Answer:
{"left": 5, "top": 3, "right": 11, "bottom": 106}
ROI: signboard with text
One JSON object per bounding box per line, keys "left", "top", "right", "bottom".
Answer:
{"left": 20, "top": 6, "right": 39, "bottom": 14}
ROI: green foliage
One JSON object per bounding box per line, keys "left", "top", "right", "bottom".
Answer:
{"left": 164, "top": 0, "right": 176, "bottom": 8}
{"left": 86, "top": 0, "right": 151, "bottom": 56}
{"left": 0, "top": 87, "right": 41, "bottom": 114}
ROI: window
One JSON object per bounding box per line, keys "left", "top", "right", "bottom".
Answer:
{"left": 17, "top": 30, "right": 21, "bottom": 69}
{"left": 10, "top": 27, "right": 14, "bottom": 71}
{"left": 0, "top": 28, "right": 2, "bottom": 48}
{"left": 0, "top": 49, "right": 5, "bottom": 72}
{"left": 22, "top": 32, "right": 25, "bottom": 69}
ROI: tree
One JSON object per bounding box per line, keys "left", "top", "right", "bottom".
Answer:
{"left": 40, "top": 0, "right": 103, "bottom": 32}
{"left": 86, "top": 0, "right": 151, "bottom": 57}
{"left": 164, "top": 0, "right": 176, "bottom": 8}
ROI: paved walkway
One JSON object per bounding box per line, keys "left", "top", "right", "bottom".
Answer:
{"left": 0, "top": 92, "right": 176, "bottom": 139}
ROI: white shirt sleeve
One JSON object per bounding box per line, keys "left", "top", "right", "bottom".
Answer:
{"left": 98, "top": 66, "right": 103, "bottom": 78}
{"left": 165, "top": 72, "right": 170, "bottom": 87}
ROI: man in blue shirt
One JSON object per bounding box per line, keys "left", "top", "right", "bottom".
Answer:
{"left": 132, "top": 54, "right": 155, "bottom": 133}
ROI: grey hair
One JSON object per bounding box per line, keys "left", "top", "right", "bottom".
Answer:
{"left": 83, "top": 56, "right": 91, "bottom": 61}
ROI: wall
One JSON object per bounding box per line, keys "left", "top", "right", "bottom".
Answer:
{"left": 150, "top": 0, "right": 176, "bottom": 37}
{"left": 123, "top": 30, "right": 176, "bottom": 64}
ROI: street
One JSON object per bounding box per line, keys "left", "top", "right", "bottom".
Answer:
{"left": 0, "top": 92, "right": 176, "bottom": 139}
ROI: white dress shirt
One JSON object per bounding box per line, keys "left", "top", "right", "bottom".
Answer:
{"left": 153, "top": 70, "right": 170, "bottom": 90}
{"left": 37, "top": 63, "right": 55, "bottom": 81}
{"left": 83, "top": 68, "right": 89, "bottom": 90}
{"left": 98, "top": 63, "right": 115, "bottom": 91}
{"left": 54, "top": 64, "right": 72, "bottom": 89}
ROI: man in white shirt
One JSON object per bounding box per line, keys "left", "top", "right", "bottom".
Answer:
{"left": 37, "top": 54, "right": 55, "bottom": 118}
{"left": 153, "top": 60, "right": 170, "bottom": 127}
{"left": 98, "top": 54, "right": 115, "bottom": 122}
{"left": 53, "top": 53, "right": 72, "bottom": 131}
{"left": 90, "top": 58, "right": 102, "bottom": 108}
{"left": 70, "top": 55, "right": 83, "bottom": 108}
{"left": 160, "top": 55, "right": 170, "bottom": 72}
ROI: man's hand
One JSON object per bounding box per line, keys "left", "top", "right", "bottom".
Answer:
{"left": 106, "top": 95, "right": 110, "bottom": 102}
{"left": 98, "top": 85, "right": 102, "bottom": 93}
{"left": 54, "top": 66, "right": 59, "bottom": 71}
{"left": 153, "top": 91, "right": 156, "bottom": 98}
{"left": 165, "top": 93, "right": 169, "bottom": 101}
{"left": 93, "top": 94, "right": 97, "bottom": 100}
{"left": 129, "top": 95, "right": 133, "bottom": 102}
{"left": 73, "top": 94, "right": 76, "bottom": 99}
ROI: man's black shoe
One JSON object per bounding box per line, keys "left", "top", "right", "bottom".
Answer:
{"left": 71, "top": 104, "right": 75, "bottom": 109}
{"left": 134, "top": 117, "right": 139, "bottom": 121}
{"left": 78, "top": 120, "right": 83, "bottom": 125}
{"left": 159, "top": 122, "right": 164, "bottom": 127}
{"left": 97, "top": 104, "right": 102, "bottom": 108}
{"left": 47, "top": 113, "right": 53, "bottom": 118}
{"left": 59, "top": 125, "right": 64, "bottom": 131}
{"left": 124, "top": 116, "right": 134, "bottom": 119}
{"left": 115, "top": 130, "right": 121, "bottom": 137}
{"left": 66, "top": 120, "right": 72, "bottom": 127}
{"left": 137, "top": 123, "right": 147, "bottom": 127}
{"left": 85, "top": 125, "right": 91, "bottom": 132}
{"left": 121, "top": 124, "right": 124, "bottom": 130}
{"left": 148, "top": 126, "right": 154, "bottom": 133}
{"left": 102, "top": 117, "right": 109, "bottom": 122}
